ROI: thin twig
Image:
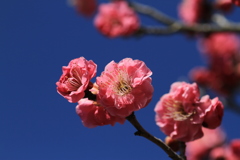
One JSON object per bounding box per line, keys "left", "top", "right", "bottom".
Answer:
{"left": 128, "top": 1, "right": 176, "bottom": 25}
{"left": 130, "top": 1, "right": 240, "bottom": 35}
{"left": 126, "top": 112, "right": 183, "bottom": 160}
{"left": 138, "top": 24, "right": 240, "bottom": 35}
{"left": 136, "top": 26, "right": 182, "bottom": 36}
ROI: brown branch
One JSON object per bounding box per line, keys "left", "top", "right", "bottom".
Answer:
{"left": 137, "top": 24, "right": 240, "bottom": 35}
{"left": 128, "top": 1, "right": 176, "bottom": 25}
{"left": 129, "top": 1, "right": 240, "bottom": 35}
{"left": 126, "top": 112, "right": 183, "bottom": 160}
{"left": 179, "top": 142, "right": 187, "bottom": 160}
{"left": 136, "top": 26, "right": 182, "bottom": 36}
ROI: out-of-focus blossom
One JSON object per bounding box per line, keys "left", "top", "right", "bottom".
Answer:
{"left": 230, "top": 139, "right": 240, "bottom": 157}
{"left": 178, "top": 0, "right": 211, "bottom": 25}
{"left": 191, "top": 33, "right": 240, "bottom": 95}
{"left": 186, "top": 127, "right": 226, "bottom": 160}
{"left": 68, "top": 0, "right": 97, "bottom": 17}
{"left": 210, "top": 146, "right": 228, "bottom": 160}
{"left": 189, "top": 67, "right": 212, "bottom": 86}
{"left": 94, "top": 1, "right": 140, "bottom": 38}
{"left": 56, "top": 57, "right": 97, "bottom": 103}
{"left": 178, "top": 0, "right": 202, "bottom": 24}
{"left": 232, "top": 0, "right": 240, "bottom": 6}
{"left": 200, "top": 33, "right": 240, "bottom": 75}
{"left": 215, "top": 0, "right": 233, "bottom": 12}
{"left": 154, "top": 82, "right": 223, "bottom": 142}
{"left": 210, "top": 139, "right": 240, "bottom": 160}
{"left": 190, "top": 66, "right": 240, "bottom": 95}
{"left": 76, "top": 98, "right": 125, "bottom": 128}
{"left": 199, "top": 33, "right": 240, "bottom": 58}
{"left": 96, "top": 58, "right": 153, "bottom": 117}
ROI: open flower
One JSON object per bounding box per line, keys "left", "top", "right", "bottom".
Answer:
{"left": 154, "top": 82, "right": 224, "bottom": 142}
{"left": 56, "top": 57, "right": 97, "bottom": 103}
{"left": 96, "top": 58, "right": 153, "bottom": 117}
{"left": 94, "top": 1, "right": 140, "bottom": 38}
{"left": 76, "top": 98, "right": 125, "bottom": 128}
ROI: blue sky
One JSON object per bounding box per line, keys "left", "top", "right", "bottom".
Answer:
{"left": 1, "top": 0, "right": 240, "bottom": 160}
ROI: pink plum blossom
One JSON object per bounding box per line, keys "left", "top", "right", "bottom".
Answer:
{"left": 155, "top": 82, "right": 204, "bottom": 142}
{"left": 154, "top": 82, "right": 224, "bottom": 142}
{"left": 190, "top": 67, "right": 224, "bottom": 94}
{"left": 191, "top": 33, "right": 240, "bottom": 95}
{"left": 94, "top": 1, "right": 140, "bottom": 38}
{"left": 199, "top": 33, "right": 240, "bottom": 58}
{"left": 210, "top": 140, "right": 240, "bottom": 160}
{"left": 56, "top": 57, "right": 97, "bottom": 103}
{"left": 186, "top": 127, "right": 226, "bottom": 160}
{"left": 96, "top": 58, "right": 153, "bottom": 117}
{"left": 76, "top": 98, "right": 125, "bottom": 128}
{"left": 68, "top": 0, "right": 97, "bottom": 16}
{"left": 178, "top": 0, "right": 205, "bottom": 25}
{"left": 190, "top": 65, "right": 240, "bottom": 95}
{"left": 189, "top": 67, "right": 212, "bottom": 86}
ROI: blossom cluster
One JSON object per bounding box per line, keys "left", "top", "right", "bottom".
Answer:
{"left": 178, "top": 0, "right": 240, "bottom": 95}
{"left": 56, "top": 57, "right": 153, "bottom": 128}
{"left": 57, "top": 57, "right": 224, "bottom": 145}
{"left": 190, "top": 33, "right": 240, "bottom": 95}
{"left": 56, "top": 1, "right": 237, "bottom": 158}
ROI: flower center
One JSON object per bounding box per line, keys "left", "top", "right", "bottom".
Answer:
{"left": 163, "top": 98, "right": 193, "bottom": 121}
{"left": 99, "top": 67, "right": 132, "bottom": 96}
{"left": 65, "top": 68, "right": 82, "bottom": 91}
{"left": 113, "top": 68, "right": 132, "bottom": 96}
{"left": 116, "top": 78, "right": 132, "bottom": 96}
